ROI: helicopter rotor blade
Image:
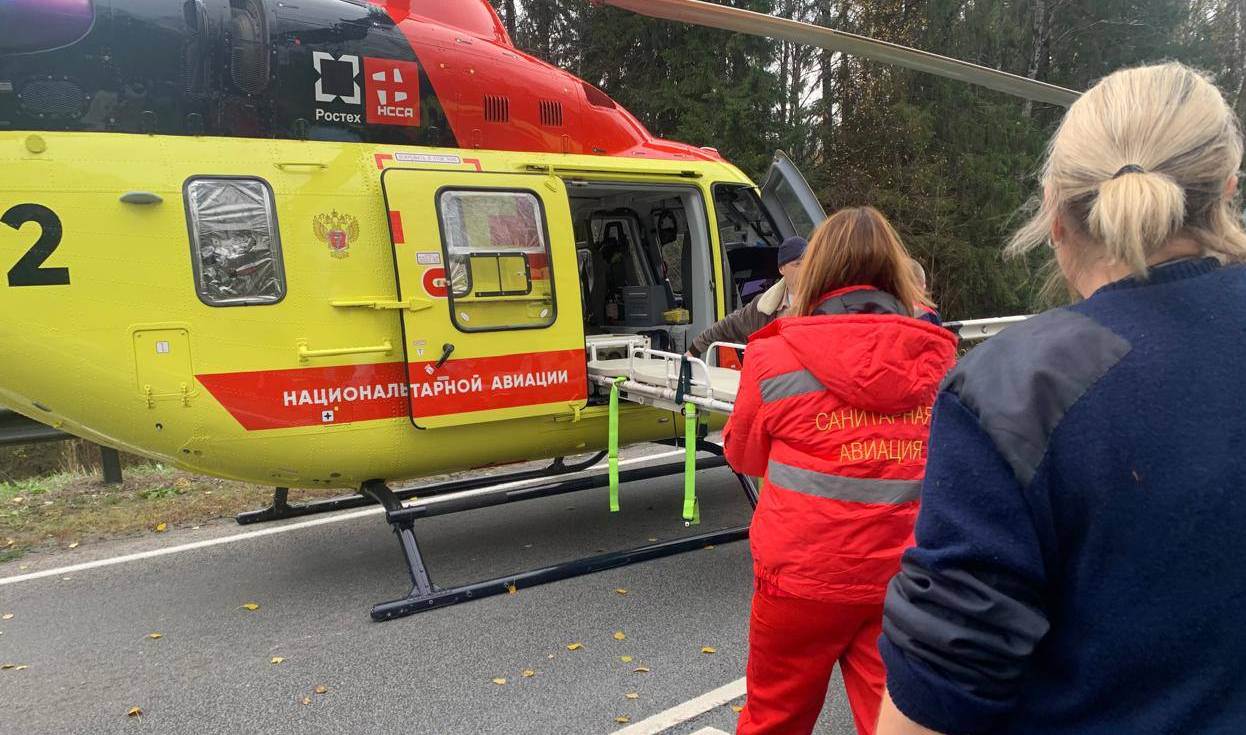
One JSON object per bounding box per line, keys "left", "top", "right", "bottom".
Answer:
{"left": 601, "top": 0, "right": 1081, "bottom": 107}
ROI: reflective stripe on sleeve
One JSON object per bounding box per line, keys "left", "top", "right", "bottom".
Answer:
{"left": 760, "top": 369, "right": 824, "bottom": 403}
{"left": 767, "top": 460, "right": 921, "bottom": 504}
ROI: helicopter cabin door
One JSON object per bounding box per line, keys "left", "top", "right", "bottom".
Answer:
{"left": 382, "top": 169, "right": 587, "bottom": 429}
{"left": 759, "top": 150, "right": 828, "bottom": 239}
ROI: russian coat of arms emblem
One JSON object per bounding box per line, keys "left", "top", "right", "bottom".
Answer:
{"left": 312, "top": 211, "right": 360, "bottom": 259}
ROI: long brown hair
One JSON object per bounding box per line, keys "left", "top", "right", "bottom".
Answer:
{"left": 791, "top": 206, "right": 931, "bottom": 317}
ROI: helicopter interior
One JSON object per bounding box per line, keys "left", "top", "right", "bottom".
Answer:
{"left": 569, "top": 183, "right": 715, "bottom": 354}
{"left": 567, "top": 182, "right": 784, "bottom": 354}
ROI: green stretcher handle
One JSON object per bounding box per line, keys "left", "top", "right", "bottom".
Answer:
{"left": 608, "top": 376, "right": 627, "bottom": 512}
{"left": 683, "top": 401, "right": 700, "bottom": 525}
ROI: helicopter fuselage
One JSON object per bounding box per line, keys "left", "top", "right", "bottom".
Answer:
{"left": 0, "top": 0, "right": 811, "bottom": 488}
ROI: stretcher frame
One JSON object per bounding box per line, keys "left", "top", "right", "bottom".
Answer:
{"left": 585, "top": 335, "right": 745, "bottom": 416}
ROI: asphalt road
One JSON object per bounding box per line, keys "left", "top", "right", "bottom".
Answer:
{"left": 0, "top": 451, "right": 854, "bottom": 735}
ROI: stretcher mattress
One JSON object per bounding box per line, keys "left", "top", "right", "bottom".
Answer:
{"left": 587, "top": 357, "right": 741, "bottom": 404}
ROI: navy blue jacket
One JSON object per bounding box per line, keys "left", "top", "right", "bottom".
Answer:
{"left": 881, "top": 258, "right": 1246, "bottom": 735}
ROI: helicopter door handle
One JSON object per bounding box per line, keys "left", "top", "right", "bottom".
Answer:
{"left": 275, "top": 161, "right": 328, "bottom": 171}
{"left": 297, "top": 339, "right": 393, "bottom": 363}
{"left": 434, "top": 343, "right": 455, "bottom": 368}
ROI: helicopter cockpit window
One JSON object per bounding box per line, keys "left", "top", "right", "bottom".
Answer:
{"left": 184, "top": 178, "right": 285, "bottom": 307}
{"left": 438, "top": 189, "right": 556, "bottom": 332}
{"left": 713, "top": 184, "right": 781, "bottom": 310}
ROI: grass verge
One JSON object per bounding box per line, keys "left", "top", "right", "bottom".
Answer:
{"left": 0, "top": 466, "right": 347, "bottom": 562}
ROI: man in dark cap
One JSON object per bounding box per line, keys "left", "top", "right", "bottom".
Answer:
{"left": 687, "top": 236, "right": 806, "bottom": 359}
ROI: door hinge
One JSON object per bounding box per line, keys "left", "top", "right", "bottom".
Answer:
{"left": 331, "top": 298, "right": 434, "bottom": 313}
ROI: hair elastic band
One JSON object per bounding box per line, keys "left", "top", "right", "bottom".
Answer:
{"left": 1113, "top": 164, "right": 1146, "bottom": 178}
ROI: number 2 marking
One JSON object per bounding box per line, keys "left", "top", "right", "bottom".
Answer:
{"left": 3, "top": 203, "right": 70, "bottom": 287}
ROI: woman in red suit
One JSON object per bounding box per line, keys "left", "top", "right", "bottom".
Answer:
{"left": 725, "top": 207, "right": 958, "bottom": 735}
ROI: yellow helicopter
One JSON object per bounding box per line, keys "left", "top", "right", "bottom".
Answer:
{"left": 0, "top": 0, "right": 1077, "bottom": 619}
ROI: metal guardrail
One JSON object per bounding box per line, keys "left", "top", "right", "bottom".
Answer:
{"left": 0, "top": 409, "right": 123, "bottom": 484}
{"left": 944, "top": 314, "right": 1030, "bottom": 341}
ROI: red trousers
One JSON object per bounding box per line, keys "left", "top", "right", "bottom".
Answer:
{"left": 736, "top": 588, "right": 886, "bottom": 735}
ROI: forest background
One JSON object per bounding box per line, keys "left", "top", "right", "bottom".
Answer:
{"left": 489, "top": 0, "right": 1246, "bottom": 319}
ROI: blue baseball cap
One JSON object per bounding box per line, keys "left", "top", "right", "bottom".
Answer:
{"left": 777, "top": 236, "right": 807, "bottom": 267}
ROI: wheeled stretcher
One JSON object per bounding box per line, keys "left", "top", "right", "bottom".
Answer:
{"left": 585, "top": 334, "right": 743, "bottom": 415}
{"left": 584, "top": 333, "right": 752, "bottom": 524}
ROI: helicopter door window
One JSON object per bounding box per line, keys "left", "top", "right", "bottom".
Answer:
{"left": 438, "top": 189, "right": 556, "bottom": 332}
{"left": 759, "top": 150, "right": 827, "bottom": 239}
{"left": 184, "top": 177, "right": 285, "bottom": 307}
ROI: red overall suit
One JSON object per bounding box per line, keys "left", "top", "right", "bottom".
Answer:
{"left": 724, "top": 287, "right": 957, "bottom": 735}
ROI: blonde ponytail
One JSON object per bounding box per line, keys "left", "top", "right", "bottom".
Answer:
{"left": 1009, "top": 63, "right": 1246, "bottom": 281}
{"left": 1087, "top": 170, "right": 1186, "bottom": 274}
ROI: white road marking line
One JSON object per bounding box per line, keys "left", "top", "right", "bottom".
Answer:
{"left": 0, "top": 449, "right": 694, "bottom": 587}
{"left": 610, "top": 678, "right": 746, "bottom": 735}
{"left": 689, "top": 729, "right": 733, "bottom": 735}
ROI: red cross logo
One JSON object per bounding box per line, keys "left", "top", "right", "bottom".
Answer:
{"left": 364, "top": 58, "right": 421, "bottom": 127}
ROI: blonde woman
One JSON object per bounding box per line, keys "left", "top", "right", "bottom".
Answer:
{"left": 724, "top": 207, "right": 957, "bottom": 734}
{"left": 878, "top": 63, "right": 1246, "bottom": 735}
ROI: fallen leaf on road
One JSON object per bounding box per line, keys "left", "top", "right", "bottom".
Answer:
{"left": 633, "top": 666, "right": 650, "bottom": 673}
{"left": 2, "top": 538, "right": 13, "bottom": 547}
{"left": 13, "top": 665, "right": 27, "bottom": 671}
{"left": 127, "top": 707, "right": 142, "bottom": 718}
{"left": 240, "top": 603, "right": 260, "bottom": 611}
{"left": 68, "top": 542, "right": 79, "bottom": 549}
{"left": 492, "top": 677, "right": 507, "bottom": 685}
{"left": 154, "top": 523, "right": 167, "bottom": 533}
{"left": 625, "top": 692, "right": 639, "bottom": 700}
{"left": 506, "top": 584, "right": 518, "bottom": 595}
{"left": 271, "top": 657, "right": 285, "bottom": 665}
{"left": 705, "top": 544, "right": 716, "bottom": 550}
{"left": 614, "top": 716, "right": 631, "bottom": 724}
{"left": 314, "top": 685, "right": 328, "bottom": 695}
{"left": 522, "top": 670, "right": 536, "bottom": 678}
{"left": 302, "top": 697, "right": 312, "bottom": 706}
{"left": 701, "top": 647, "right": 717, "bottom": 654}
{"left": 647, "top": 537, "right": 657, "bottom": 542}
{"left": 147, "top": 633, "right": 162, "bottom": 640}
{"left": 613, "top": 631, "right": 626, "bottom": 641}
{"left": 566, "top": 642, "right": 583, "bottom": 651}
{"left": 0, "top": 664, "right": 13, "bottom": 670}
{"left": 614, "top": 588, "right": 628, "bottom": 595}
{"left": 620, "top": 656, "right": 633, "bottom": 663}
{"left": 1, "top": 614, "right": 12, "bottom": 620}
{"left": 731, "top": 705, "right": 744, "bottom": 714}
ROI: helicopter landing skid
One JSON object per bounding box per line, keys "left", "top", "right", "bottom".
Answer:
{"left": 365, "top": 443, "right": 758, "bottom": 621}
{"left": 234, "top": 452, "right": 609, "bottom": 525}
